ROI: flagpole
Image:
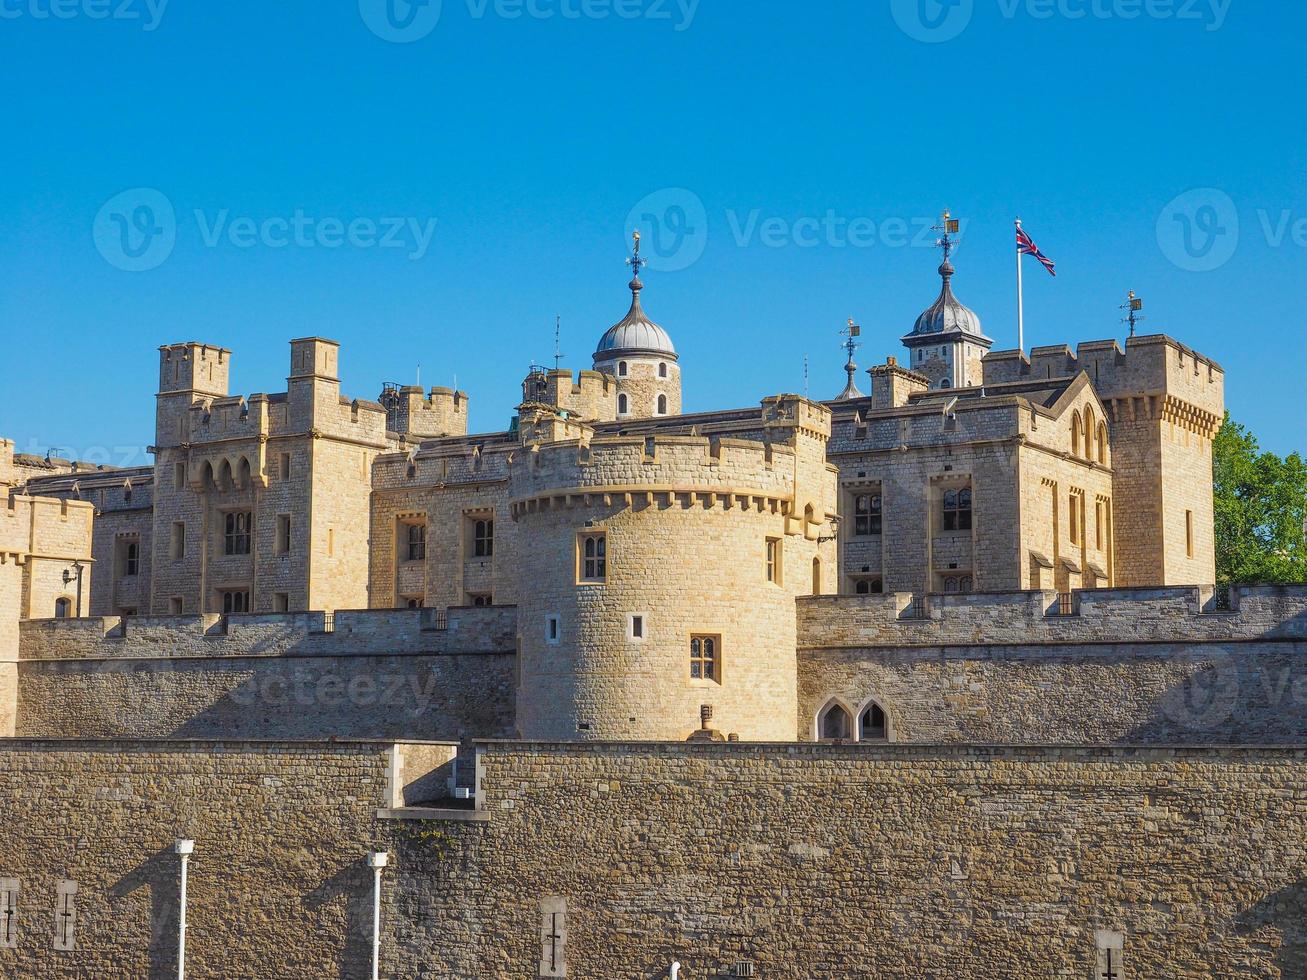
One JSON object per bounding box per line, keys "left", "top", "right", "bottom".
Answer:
{"left": 1015, "top": 218, "right": 1025, "bottom": 354}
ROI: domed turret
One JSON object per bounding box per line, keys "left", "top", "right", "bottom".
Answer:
{"left": 593, "top": 231, "right": 682, "bottom": 419}
{"left": 901, "top": 212, "right": 993, "bottom": 390}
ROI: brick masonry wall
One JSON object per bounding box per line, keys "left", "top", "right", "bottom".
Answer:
{"left": 392, "top": 741, "right": 1307, "bottom": 979}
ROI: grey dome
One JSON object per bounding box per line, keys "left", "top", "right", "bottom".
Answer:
{"left": 912, "top": 260, "right": 983, "bottom": 336}
{"left": 595, "top": 279, "right": 678, "bottom": 361}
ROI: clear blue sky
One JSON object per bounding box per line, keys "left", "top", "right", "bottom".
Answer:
{"left": 1, "top": 0, "right": 1302, "bottom": 463}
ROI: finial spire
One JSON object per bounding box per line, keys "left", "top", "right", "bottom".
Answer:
{"left": 933, "top": 208, "right": 960, "bottom": 275}
{"left": 836, "top": 318, "right": 864, "bottom": 399}
{"left": 625, "top": 229, "right": 646, "bottom": 292}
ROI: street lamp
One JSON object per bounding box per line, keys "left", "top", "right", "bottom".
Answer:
{"left": 174, "top": 839, "right": 194, "bottom": 980}
{"left": 367, "top": 851, "right": 388, "bottom": 980}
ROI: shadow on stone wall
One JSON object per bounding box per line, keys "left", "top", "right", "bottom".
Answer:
{"left": 303, "top": 858, "right": 375, "bottom": 980}
{"left": 109, "top": 847, "right": 180, "bottom": 980}
{"left": 1234, "top": 881, "right": 1307, "bottom": 977}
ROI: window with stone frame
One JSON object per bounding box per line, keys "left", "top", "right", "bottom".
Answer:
{"left": 853, "top": 492, "right": 882, "bottom": 535}
{"left": 942, "top": 487, "right": 972, "bottom": 532}
{"left": 221, "top": 590, "right": 250, "bottom": 614}
{"left": 578, "top": 532, "right": 607, "bottom": 583}
{"left": 473, "top": 518, "right": 494, "bottom": 558}
{"left": 223, "top": 512, "right": 252, "bottom": 556}
{"left": 118, "top": 538, "right": 139, "bottom": 577}
{"left": 853, "top": 576, "right": 883, "bottom": 595}
{"left": 689, "top": 634, "right": 720, "bottom": 682}
{"left": 765, "top": 537, "right": 782, "bottom": 584}
{"left": 403, "top": 520, "right": 426, "bottom": 562}
{"left": 468, "top": 593, "right": 493, "bottom": 607}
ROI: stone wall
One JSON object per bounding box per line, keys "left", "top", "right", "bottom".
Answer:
{"left": 392, "top": 741, "right": 1307, "bottom": 979}
{"left": 0, "top": 739, "right": 399, "bottom": 978}
{"left": 15, "top": 607, "right": 517, "bottom": 740}
{"left": 3, "top": 739, "right": 1307, "bottom": 977}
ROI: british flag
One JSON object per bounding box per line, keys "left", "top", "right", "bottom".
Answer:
{"left": 1017, "top": 224, "right": 1057, "bottom": 277}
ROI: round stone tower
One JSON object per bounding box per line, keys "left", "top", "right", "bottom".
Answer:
{"left": 509, "top": 402, "right": 835, "bottom": 742}
{"left": 592, "top": 231, "right": 682, "bottom": 420}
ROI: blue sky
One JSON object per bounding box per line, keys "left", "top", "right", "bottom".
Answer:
{"left": 1, "top": 0, "right": 1302, "bottom": 462}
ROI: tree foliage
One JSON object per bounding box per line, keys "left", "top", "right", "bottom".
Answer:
{"left": 1213, "top": 413, "right": 1307, "bottom": 584}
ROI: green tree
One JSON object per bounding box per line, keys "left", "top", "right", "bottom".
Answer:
{"left": 1212, "top": 413, "right": 1307, "bottom": 584}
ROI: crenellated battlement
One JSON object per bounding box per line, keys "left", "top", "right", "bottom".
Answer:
{"left": 381, "top": 385, "right": 470, "bottom": 439}
{"left": 372, "top": 439, "right": 517, "bottom": 490}
{"left": 798, "top": 584, "right": 1307, "bottom": 648}
{"left": 509, "top": 432, "right": 797, "bottom": 503}
{"left": 17, "top": 605, "right": 518, "bottom": 661}
{"left": 520, "top": 368, "right": 617, "bottom": 423}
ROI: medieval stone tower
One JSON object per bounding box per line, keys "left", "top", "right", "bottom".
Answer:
{"left": 591, "top": 232, "right": 683, "bottom": 420}
{"left": 510, "top": 395, "right": 837, "bottom": 742}
{"left": 900, "top": 236, "right": 993, "bottom": 390}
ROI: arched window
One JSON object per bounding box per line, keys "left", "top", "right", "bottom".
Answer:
{"left": 618, "top": 393, "right": 629, "bottom": 415}
{"left": 860, "top": 702, "right": 888, "bottom": 741}
{"left": 1083, "top": 407, "right": 1096, "bottom": 459}
{"left": 944, "top": 576, "right": 959, "bottom": 593}
{"left": 658, "top": 362, "right": 668, "bottom": 378}
{"left": 1097, "top": 423, "right": 1109, "bottom": 465}
{"left": 618, "top": 361, "right": 629, "bottom": 377}
{"left": 819, "top": 703, "right": 852, "bottom": 741}
{"left": 54, "top": 597, "right": 71, "bottom": 619}
{"left": 1071, "top": 411, "right": 1082, "bottom": 456}
{"left": 656, "top": 394, "right": 668, "bottom": 415}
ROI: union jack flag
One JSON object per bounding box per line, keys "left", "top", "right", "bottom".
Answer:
{"left": 1017, "top": 224, "right": 1057, "bottom": 277}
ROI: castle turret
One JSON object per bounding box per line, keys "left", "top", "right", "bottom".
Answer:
{"left": 592, "top": 231, "right": 682, "bottom": 420}
{"left": 155, "top": 343, "right": 231, "bottom": 449}
{"left": 900, "top": 216, "right": 992, "bottom": 390}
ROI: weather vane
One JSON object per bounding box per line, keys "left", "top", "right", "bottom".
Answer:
{"left": 837, "top": 318, "right": 864, "bottom": 399}
{"left": 933, "top": 209, "right": 961, "bottom": 263}
{"left": 626, "top": 229, "right": 646, "bottom": 281}
{"left": 1120, "top": 290, "right": 1145, "bottom": 338}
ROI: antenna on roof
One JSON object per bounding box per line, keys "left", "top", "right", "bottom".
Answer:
{"left": 1120, "top": 290, "right": 1145, "bottom": 339}
{"left": 804, "top": 354, "right": 810, "bottom": 399}
{"left": 553, "top": 315, "right": 565, "bottom": 371}
{"left": 416, "top": 363, "right": 421, "bottom": 387}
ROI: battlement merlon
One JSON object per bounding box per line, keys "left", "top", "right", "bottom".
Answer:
{"left": 983, "top": 334, "right": 1225, "bottom": 425}
{"left": 381, "top": 386, "right": 470, "bottom": 440}
{"left": 157, "top": 342, "right": 231, "bottom": 396}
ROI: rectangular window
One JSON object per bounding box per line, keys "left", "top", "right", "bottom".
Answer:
{"left": 174, "top": 461, "right": 185, "bottom": 489}
{"left": 171, "top": 522, "right": 185, "bottom": 560}
{"left": 942, "top": 486, "right": 972, "bottom": 532}
{"left": 274, "top": 592, "right": 289, "bottom": 612}
{"left": 280, "top": 452, "right": 291, "bottom": 480}
{"left": 690, "top": 634, "right": 721, "bottom": 683}
{"left": 854, "top": 493, "right": 883, "bottom": 535}
{"left": 169, "top": 597, "right": 183, "bottom": 615}
{"left": 578, "top": 532, "right": 607, "bottom": 583}
{"left": 1186, "top": 510, "right": 1194, "bottom": 558}
{"left": 765, "top": 537, "right": 782, "bottom": 584}
{"left": 224, "top": 512, "right": 252, "bottom": 556}
{"left": 119, "top": 539, "right": 139, "bottom": 577}
{"left": 276, "top": 514, "right": 291, "bottom": 555}
{"left": 405, "top": 522, "right": 426, "bottom": 562}
{"left": 221, "top": 590, "right": 250, "bottom": 614}
{"left": 474, "top": 518, "right": 494, "bottom": 558}
{"left": 1095, "top": 501, "right": 1104, "bottom": 550}
{"left": 1069, "top": 493, "right": 1080, "bottom": 545}
{"left": 627, "top": 613, "right": 646, "bottom": 641}
{"left": 546, "top": 614, "right": 561, "bottom": 645}
{"left": 327, "top": 528, "right": 334, "bottom": 557}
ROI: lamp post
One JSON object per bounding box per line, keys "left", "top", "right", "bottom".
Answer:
{"left": 61, "top": 561, "right": 85, "bottom": 617}
{"left": 174, "top": 839, "right": 194, "bottom": 980}
{"left": 367, "top": 851, "right": 388, "bottom": 980}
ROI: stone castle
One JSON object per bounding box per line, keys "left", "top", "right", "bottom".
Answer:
{"left": 1, "top": 231, "right": 1305, "bottom": 978}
